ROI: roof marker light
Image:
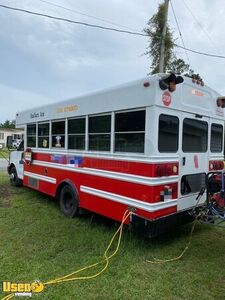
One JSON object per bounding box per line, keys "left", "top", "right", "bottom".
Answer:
{"left": 143, "top": 81, "right": 150, "bottom": 88}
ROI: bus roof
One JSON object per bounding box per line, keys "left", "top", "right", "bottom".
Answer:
{"left": 16, "top": 74, "right": 224, "bottom": 126}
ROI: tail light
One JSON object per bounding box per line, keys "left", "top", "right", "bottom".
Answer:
{"left": 155, "top": 163, "right": 178, "bottom": 177}
{"left": 209, "top": 160, "right": 224, "bottom": 171}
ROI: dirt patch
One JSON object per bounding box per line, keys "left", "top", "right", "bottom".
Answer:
{"left": 0, "top": 183, "right": 12, "bottom": 208}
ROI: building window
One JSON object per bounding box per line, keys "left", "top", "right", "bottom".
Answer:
{"left": 115, "top": 110, "right": 145, "bottom": 153}
{"left": 38, "top": 123, "right": 49, "bottom": 148}
{"left": 68, "top": 118, "right": 85, "bottom": 150}
{"left": 27, "top": 124, "right": 37, "bottom": 147}
{"left": 211, "top": 123, "right": 223, "bottom": 153}
{"left": 0, "top": 133, "right": 4, "bottom": 140}
{"left": 88, "top": 115, "right": 111, "bottom": 151}
{"left": 182, "top": 118, "right": 208, "bottom": 152}
{"left": 158, "top": 114, "right": 179, "bottom": 153}
{"left": 52, "top": 120, "right": 65, "bottom": 148}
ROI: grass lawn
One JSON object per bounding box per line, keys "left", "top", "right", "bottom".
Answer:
{"left": 0, "top": 149, "right": 9, "bottom": 160}
{"left": 0, "top": 171, "right": 225, "bottom": 299}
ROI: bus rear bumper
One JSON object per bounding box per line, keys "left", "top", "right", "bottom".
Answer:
{"left": 131, "top": 210, "right": 194, "bottom": 238}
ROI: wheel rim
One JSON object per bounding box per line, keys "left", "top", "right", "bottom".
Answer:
{"left": 63, "top": 191, "right": 74, "bottom": 213}
{"left": 10, "top": 170, "right": 16, "bottom": 183}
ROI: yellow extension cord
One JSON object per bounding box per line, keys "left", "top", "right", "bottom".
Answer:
{"left": 1, "top": 210, "right": 131, "bottom": 300}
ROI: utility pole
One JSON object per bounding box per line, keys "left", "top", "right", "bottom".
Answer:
{"left": 159, "top": 0, "right": 169, "bottom": 73}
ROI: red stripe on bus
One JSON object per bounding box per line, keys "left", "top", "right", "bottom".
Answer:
{"left": 32, "top": 153, "right": 179, "bottom": 178}
{"left": 24, "top": 163, "right": 178, "bottom": 203}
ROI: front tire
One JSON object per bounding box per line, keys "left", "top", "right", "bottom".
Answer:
{"left": 10, "top": 166, "right": 22, "bottom": 187}
{"left": 59, "top": 184, "right": 79, "bottom": 217}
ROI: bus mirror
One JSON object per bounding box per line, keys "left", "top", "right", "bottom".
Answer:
{"left": 159, "top": 73, "right": 184, "bottom": 92}
{"left": 6, "top": 136, "right": 13, "bottom": 149}
{"left": 217, "top": 96, "right": 225, "bottom": 108}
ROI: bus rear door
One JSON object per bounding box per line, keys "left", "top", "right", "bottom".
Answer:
{"left": 178, "top": 113, "right": 209, "bottom": 211}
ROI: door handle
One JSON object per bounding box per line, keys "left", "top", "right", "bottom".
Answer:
{"left": 182, "top": 157, "right": 186, "bottom": 166}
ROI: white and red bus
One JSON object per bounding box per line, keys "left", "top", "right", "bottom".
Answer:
{"left": 8, "top": 73, "right": 225, "bottom": 236}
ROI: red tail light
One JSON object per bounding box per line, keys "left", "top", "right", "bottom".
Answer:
{"left": 209, "top": 160, "right": 224, "bottom": 171}
{"left": 155, "top": 163, "right": 178, "bottom": 177}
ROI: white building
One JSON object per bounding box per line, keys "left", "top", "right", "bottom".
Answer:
{"left": 0, "top": 128, "right": 24, "bottom": 148}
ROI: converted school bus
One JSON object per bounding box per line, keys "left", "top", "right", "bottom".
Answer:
{"left": 11, "top": 73, "right": 225, "bottom": 236}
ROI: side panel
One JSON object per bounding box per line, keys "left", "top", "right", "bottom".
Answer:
{"left": 23, "top": 153, "right": 178, "bottom": 222}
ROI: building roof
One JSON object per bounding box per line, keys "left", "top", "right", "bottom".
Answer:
{"left": 0, "top": 128, "right": 24, "bottom": 132}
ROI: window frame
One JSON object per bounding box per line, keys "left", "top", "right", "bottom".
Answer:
{"left": 181, "top": 173, "right": 206, "bottom": 195}
{"left": 38, "top": 122, "right": 50, "bottom": 149}
{"left": 158, "top": 114, "right": 179, "bottom": 153}
{"left": 51, "top": 119, "right": 66, "bottom": 149}
{"left": 210, "top": 123, "right": 223, "bottom": 153}
{"left": 182, "top": 118, "right": 208, "bottom": 153}
{"left": 68, "top": 116, "right": 86, "bottom": 151}
{"left": 88, "top": 113, "right": 112, "bottom": 152}
{"left": 27, "top": 123, "right": 37, "bottom": 148}
{"left": 114, "top": 108, "right": 146, "bottom": 154}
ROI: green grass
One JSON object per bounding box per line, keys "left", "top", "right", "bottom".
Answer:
{"left": 0, "top": 172, "right": 225, "bottom": 299}
{"left": 0, "top": 149, "right": 9, "bottom": 160}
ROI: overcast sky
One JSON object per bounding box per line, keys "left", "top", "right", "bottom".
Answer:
{"left": 0, "top": 0, "right": 225, "bottom": 123}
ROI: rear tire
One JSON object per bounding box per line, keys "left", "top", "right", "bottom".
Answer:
{"left": 59, "top": 184, "right": 79, "bottom": 217}
{"left": 10, "top": 166, "right": 22, "bottom": 187}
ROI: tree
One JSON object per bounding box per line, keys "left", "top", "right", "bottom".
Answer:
{"left": 144, "top": 2, "right": 175, "bottom": 74}
{"left": 167, "top": 58, "right": 190, "bottom": 74}
{"left": 0, "top": 120, "right": 15, "bottom": 129}
{"left": 144, "top": 1, "right": 203, "bottom": 80}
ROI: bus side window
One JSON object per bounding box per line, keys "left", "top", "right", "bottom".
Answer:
{"left": 68, "top": 118, "right": 86, "bottom": 150}
{"left": 38, "top": 123, "right": 50, "bottom": 148}
{"left": 114, "top": 110, "right": 145, "bottom": 153}
{"left": 88, "top": 115, "right": 111, "bottom": 151}
{"left": 52, "top": 120, "right": 65, "bottom": 148}
{"left": 27, "top": 124, "right": 37, "bottom": 148}
{"left": 158, "top": 114, "right": 179, "bottom": 153}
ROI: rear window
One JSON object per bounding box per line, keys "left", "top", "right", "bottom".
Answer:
{"left": 181, "top": 173, "right": 206, "bottom": 195}
{"left": 182, "top": 119, "right": 208, "bottom": 152}
{"left": 211, "top": 123, "right": 223, "bottom": 153}
{"left": 158, "top": 114, "right": 179, "bottom": 152}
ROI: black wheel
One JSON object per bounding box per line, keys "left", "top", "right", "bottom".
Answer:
{"left": 10, "top": 166, "right": 22, "bottom": 187}
{"left": 59, "top": 184, "right": 79, "bottom": 217}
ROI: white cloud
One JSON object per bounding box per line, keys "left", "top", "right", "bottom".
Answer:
{"left": 0, "top": 84, "right": 53, "bottom": 122}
